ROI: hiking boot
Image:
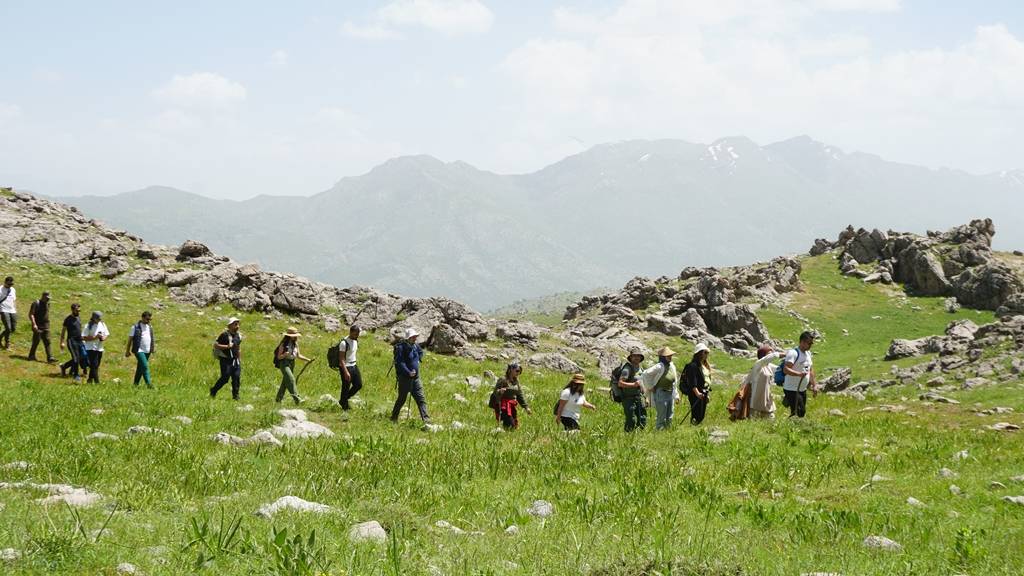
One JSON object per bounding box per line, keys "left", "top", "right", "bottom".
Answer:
{"left": 72, "top": 376, "right": 82, "bottom": 383}
{"left": 292, "top": 395, "right": 303, "bottom": 405}
{"left": 60, "top": 365, "right": 67, "bottom": 377}
{"left": 209, "top": 387, "right": 216, "bottom": 398}
{"left": 27, "top": 356, "right": 37, "bottom": 362}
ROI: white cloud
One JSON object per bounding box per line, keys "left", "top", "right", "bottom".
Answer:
{"left": 152, "top": 73, "right": 247, "bottom": 109}
{"left": 0, "top": 102, "right": 22, "bottom": 126}
{"left": 345, "top": 0, "right": 493, "bottom": 39}
{"left": 811, "top": 0, "right": 901, "bottom": 13}
{"left": 268, "top": 49, "right": 289, "bottom": 68}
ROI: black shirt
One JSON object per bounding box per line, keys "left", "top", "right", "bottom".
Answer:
{"left": 217, "top": 330, "right": 242, "bottom": 359}
{"left": 30, "top": 300, "right": 50, "bottom": 328}
{"left": 63, "top": 314, "right": 82, "bottom": 342}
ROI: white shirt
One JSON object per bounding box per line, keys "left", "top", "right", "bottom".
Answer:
{"left": 83, "top": 322, "right": 109, "bottom": 351}
{"left": 783, "top": 348, "right": 813, "bottom": 392}
{"left": 339, "top": 337, "right": 358, "bottom": 367}
{"left": 0, "top": 286, "right": 15, "bottom": 314}
{"left": 559, "top": 388, "right": 586, "bottom": 421}
{"left": 129, "top": 323, "right": 153, "bottom": 353}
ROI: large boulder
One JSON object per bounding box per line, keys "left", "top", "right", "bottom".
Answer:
{"left": 701, "top": 304, "right": 769, "bottom": 343}
{"left": 528, "top": 353, "right": 580, "bottom": 374}
{"left": 953, "top": 263, "right": 1024, "bottom": 311}
{"left": 895, "top": 246, "right": 950, "bottom": 296}
{"left": 176, "top": 239, "right": 211, "bottom": 261}
{"left": 494, "top": 321, "right": 541, "bottom": 345}
{"left": 846, "top": 228, "right": 888, "bottom": 264}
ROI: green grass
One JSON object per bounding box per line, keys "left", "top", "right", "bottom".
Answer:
{"left": 0, "top": 254, "right": 1022, "bottom": 575}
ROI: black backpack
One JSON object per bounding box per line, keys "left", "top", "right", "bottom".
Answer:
{"left": 609, "top": 362, "right": 627, "bottom": 403}
{"left": 328, "top": 338, "right": 350, "bottom": 370}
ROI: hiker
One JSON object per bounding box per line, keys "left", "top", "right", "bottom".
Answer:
{"left": 28, "top": 291, "right": 54, "bottom": 362}
{"left": 782, "top": 331, "right": 817, "bottom": 418}
{"left": 337, "top": 325, "right": 362, "bottom": 410}
{"left": 390, "top": 327, "right": 434, "bottom": 423}
{"left": 554, "top": 373, "right": 596, "bottom": 431}
{"left": 210, "top": 317, "right": 243, "bottom": 400}
{"left": 0, "top": 276, "right": 16, "bottom": 350}
{"left": 58, "top": 303, "right": 87, "bottom": 382}
{"left": 732, "top": 346, "right": 782, "bottom": 420}
{"left": 491, "top": 362, "right": 531, "bottom": 429}
{"left": 275, "top": 327, "right": 311, "bottom": 404}
{"left": 617, "top": 347, "right": 647, "bottom": 432}
{"left": 682, "top": 343, "right": 712, "bottom": 425}
{"left": 641, "top": 346, "right": 679, "bottom": 430}
{"left": 82, "top": 312, "right": 109, "bottom": 384}
{"left": 125, "top": 311, "right": 155, "bottom": 388}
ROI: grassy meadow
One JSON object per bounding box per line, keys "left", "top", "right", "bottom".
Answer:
{"left": 0, "top": 254, "right": 1022, "bottom": 575}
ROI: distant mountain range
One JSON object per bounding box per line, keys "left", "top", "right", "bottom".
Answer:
{"left": 58, "top": 136, "right": 1024, "bottom": 309}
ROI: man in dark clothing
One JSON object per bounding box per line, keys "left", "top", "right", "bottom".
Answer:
{"left": 390, "top": 327, "right": 431, "bottom": 423}
{"left": 58, "top": 303, "right": 87, "bottom": 382}
{"left": 28, "top": 291, "right": 55, "bottom": 362}
{"left": 618, "top": 347, "right": 647, "bottom": 432}
{"left": 338, "top": 325, "right": 363, "bottom": 410}
{"left": 210, "top": 317, "right": 243, "bottom": 400}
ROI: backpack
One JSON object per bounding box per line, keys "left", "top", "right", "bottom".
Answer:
{"left": 608, "top": 362, "right": 627, "bottom": 403}
{"left": 327, "top": 338, "right": 347, "bottom": 370}
{"left": 774, "top": 349, "right": 800, "bottom": 386}
{"left": 553, "top": 387, "right": 568, "bottom": 415}
{"left": 272, "top": 344, "right": 281, "bottom": 368}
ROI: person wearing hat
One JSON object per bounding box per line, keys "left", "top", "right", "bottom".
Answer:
{"left": 274, "top": 327, "right": 311, "bottom": 404}
{"left": 641, "top": 346, "right": 680, "bottom": 430}
{"left": 491, "top": 362, "right": 532, "bottom": 429}
{"left": 555, "top": 373, "right": 596, "bottom": 431}
{"left": 125, "top": 311, "right": 155, "bottom": 388}
{"left": 338, "top": 325, "right": 363, "bottom": 411}
{"left": 617, "top": 347, "right": 648, "bottom": 432}
{"left": 82, "top": 311, "right": 109, "bottom": 384}
{"left": 210, "top": 317, "right": 243, "bottom": 400}
{"left": 681, "top": 343, "right": 712, "bottom": 425}
{"left": 0, "top": 276, "right": 17, "bottom": 350}
{"left": 59, "top": 302, "right": 87, "bottom": 382}
{"left": 28, "top": 291, "right": 55, "bottom": 363}
{"left": 390, "top": 327, "right": 432, "bottom": 423}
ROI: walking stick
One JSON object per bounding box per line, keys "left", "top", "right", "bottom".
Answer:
{"left": 295, "top": 357, "right": 316, "bottom": 387}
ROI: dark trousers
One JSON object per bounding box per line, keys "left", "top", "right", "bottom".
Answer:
{"left": 1, "top": 312, "right": 16, "bottom": 347}
{"left": 622, "top": 394, "right": 647, "bottom": 431}
{"left": 339, "top": 365, "right": 363, "bottom": 409}
{"left": 211, "top": 357, "right": 242, "bottom": 399}
{"left": 560, "top": 416, "right": 580, "bottom": 431}
{"left": 29, "top": 328, "right": 52, "bottom": 361}
{"left": 784, "top": 389, "right": 807, "bottom": 418}
{"left": 687, "top": 393, "right": 709, "bottom": 425}
{"left": 391, "top": 374, "right": 429, "bottom": 421}
{"left": 86, "top": 350, "right": 103, "bottom": 383}
{"left": 62, "top": 340, "right": 87, "bottom": 378}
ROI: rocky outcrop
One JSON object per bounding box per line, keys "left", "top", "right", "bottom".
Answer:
{"left": 0, "top": 191, "right": 489, "bottom": 355}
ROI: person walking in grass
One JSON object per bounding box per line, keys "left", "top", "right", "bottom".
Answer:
{"left": 617, "top": 347, "right": 647, "bottom": 432}
{"left": 125, "top": 311, "right": 155, "bottom": 388}
{"left": 734, "top": 345, "right": 783, "bottom": 420}
{"left": 337, "top": 325, "right": 363, "bottom": 411}
{"left": 59, "top": 303, "right": 87, "bottom": 382}
{"left": 0, "top": 276, "right": 17, "bottom": 350}
{"left": 782, "top": 331, "right": 818, "bottom": 418}
{"left": 390, "top": 327, "right": 435, "bottom": 424}
{"left": 491, "top": 362, "right": 532, "bottom": 429}
{"left": 210, "top": 317, "right": 243, "bottom": 400}
{"left": 274, "top": 327, "right": 311, "bottom": 404}
{"left": 82, "top": 312, "right": 109, "bottom": 384}
{"left": 682, "top": 343, "right": 712, "bottom": 425}
{"left": 555, "top": 373, "right": 596, "bottom": 431}
{"left": 28, "top": 291, "right": 55, "bottom": 362}
{"left": 641, "top": 346, "right": 679, "bottom": 430}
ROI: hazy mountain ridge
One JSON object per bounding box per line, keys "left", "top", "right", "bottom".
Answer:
{"left": 60, "top": 136, "right": 1024, "bottom": 309}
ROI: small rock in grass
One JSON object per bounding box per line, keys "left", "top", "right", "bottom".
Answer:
{"left": 527, "top": 500, "right": 554, "bottom": 518}
{"left": 870, "top": 474, "right": 887, "bottom": 483}
{"left": 939, "top": 468, "right": 958, "bottom": 479}
{"left": 453, "top": 393, "right": 468, "bottom": 403}
{"left": 919, "top": 392, "right": 959, "bottom": 405}
{"left": 318, "top": 394, "right": 336, "bottom": 404}
{"left": 450, "top": 421, "right": 466, "bottom": 430}
{"left": 1011, "top": 475, "right": 1024, "bottom": 483}
{"left": 277, "top": 409, "right": 307, "bottom": 422}
{"left": 505, "top": 525, "right": 519, "bottom": 535}
{"left": 236, "top": 404, "right": 254, "bottom": 412}
{"left": 1, "top": 461, "right": 30, "bottom": 471}
{"left": 349, "top": 520, "right": 387, "bottom": 543}
{"left": 268, "top": 420, "right": 334, "bottom": 439}
{"left": 990, "top": 481, "right": 1007, "bottom": 490}
{"left": 211, "top": 432, "right": 245, "bottom": 446}
{"left": 90, "top": 408, "right": 104, "bottom": 415}
{"left": 256, "top": 496, "right": 331, "bottom": 518}
{"left": 863, "top": 535, "right": 902, "bottom": 551}
{"left": 962, "top": 377, "right": 990, "bottom": 390}
{"left": 828, "top": 409, "right": 846, "bottom": 417}
{"left": 171, "top": 415, "right": 193, "bottom": 426}
{"left": 986, "top": 422, "right": 1020, "bottom": 432}
{"left": 127, "top": 426, "right": 172, "bottom": 436}
{"left": 0, "top": 548, "right": 21, "bottom": 561}
{"left": 1003, "top": 496, "right": 1024, "bottom": 506}
{"left": 708, "top": 429, "right": 730, "bottom": 444}
{"left": 435, "top": 520, "right": 466, "bottom": 535}
{"left": 906, "top": 497, "right": 926, "bottom": 508}
{"left": 87, "top": 432, "right": 120, "bottom": 441}
{"left": 115, "top": 562, "right": 137, "bottom": 574}
{"left": 424, "top": 423, "right": 444, "bottom": 433}
{"left": 246, "top": 430, "right": 283, "bottom": 446}
{"left": 953, "top": 450, "right": 969, "bottom": 461}
{"left": 801, "top": 573, "right": 842, "bottom": 576}
{"left": 949, "top": 484, "right": 963, "bottom": 496}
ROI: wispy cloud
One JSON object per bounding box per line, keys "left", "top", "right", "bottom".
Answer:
{"left": 152, "top": 73, "right": 247, "bottom": 109}
{"left": 343, "top": 0, "right": 494, "bottom": 40}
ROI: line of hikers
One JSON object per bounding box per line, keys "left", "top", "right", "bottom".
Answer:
{"left": 2, "top": 275, "right": 819, "bottom": 428}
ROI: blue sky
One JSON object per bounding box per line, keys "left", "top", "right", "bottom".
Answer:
{"left": 1, "top": 0, "right": 1022, "bottom": 199}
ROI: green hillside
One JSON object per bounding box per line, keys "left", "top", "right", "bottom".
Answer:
{"left": 0, "top": 254, "right": 1022, "bottom": 575}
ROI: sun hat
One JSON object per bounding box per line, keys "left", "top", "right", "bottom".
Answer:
{"left": 657, "top": 346, "right": 676, "bottom": 357}
{"left": 91, "top": 311, "right": 103, "bottom": 319}
{"left": 282, "top": 326, "right": 302, "bottom": 338}
{"left": 570, "top": 373, "right": 586, "bottom": 384}
{"left": 694, "top": 342, "right": 710, "bottom": 355}
{"left": 227, "top": 317, "right": 240, "bottom": 327}
{"left": 404, "top": 327, "right": 420, "bottom": 339}
{"left": 627, "top": 346, "right": 646, "bottom": 361}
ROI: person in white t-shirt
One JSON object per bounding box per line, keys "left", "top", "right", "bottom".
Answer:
{"left": 782, "top": 331, "right": 818, "bottom": 418}
{"left": 554, "top": 373, "right": 596, "bottom": 431}
{"left": 82, "top": 311, "right": 109, "bottom": 384}
{"left": 338, "top": 325, "right": 362, "bottom": 410}
{"left": 0, "top": 276, "right": 17, "bottom": 350}
{"left": 125, "top": 311, "right": 155, "bottom": 388}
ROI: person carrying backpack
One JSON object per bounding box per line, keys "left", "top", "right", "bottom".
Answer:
{"left": 390, "top": 327, "right": 432, "bottom": 424}
{"left": 125, "top": 311, "right": 155, "bottom": 388}
{"left": 210, "top": 317, "right": 243, "bottom": 400}
{"left": 59, "top": 303, "right": 87, "bottom": 382}
{"left": 337, "top": 325, "right": 362, "bottom": 410}
{"left": 274, "top": 327, "right": 311, "bottom": 404}
{"left": 681, "top": 343, "right": 712, "bottom": 425}
{"left": 617, "top": 347, "right": 647, "bottom": 432}
{"left": 640, "top": 346, "right": 679, "bottom": 430}
{"left": 554, "top": 373, "right": 596, "bottom": 431}
{"left": 491, "top": 362, "right": 531, "bottom": 429}
{"left": 782, "top": 331, "right": 818, "bottom": 418}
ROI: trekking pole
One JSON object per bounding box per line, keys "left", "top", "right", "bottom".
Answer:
{"left": 294, "top": 357, "right": 316, "bottom": 387}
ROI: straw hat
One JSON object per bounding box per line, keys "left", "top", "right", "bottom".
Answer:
{"left": 570, "top": 373, "right": 586, "bottom": 384}
{"left": 657, "top": 346, "right": 676, "bottom": 357}
{"left": 282, "top": 326, "right": 302, "bottom": 338}
{"left": 694, "top": 342, "right": 710, "bottom": 355}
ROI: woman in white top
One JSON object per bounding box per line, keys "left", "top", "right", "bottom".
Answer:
{"left": 82, "top": 311, "right": 109, "bottom": 384}
{"left": 275, "top": 326, "right": 311, "bottom": 404}
{"left": 734, "top": 346, "right": 783, "bottom": 419}
{"left": 554, "top": 373, "right": 596, "bottom": 431}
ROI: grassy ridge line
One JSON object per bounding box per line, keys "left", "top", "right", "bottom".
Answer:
{"left": 0, "top": 254, "right": 1021, "bottom": 575}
